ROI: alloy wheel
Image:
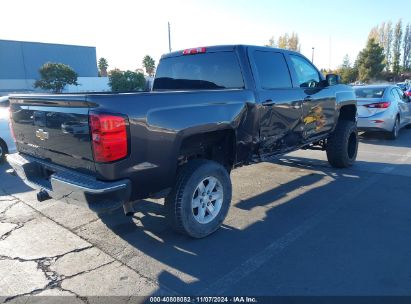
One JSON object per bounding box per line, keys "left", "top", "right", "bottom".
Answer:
{"left": 191, "top": 176, "right": 224, "bottom": 224}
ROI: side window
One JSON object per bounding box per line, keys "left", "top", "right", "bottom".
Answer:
{"left": 289, "top": 55, "right": 321, "bottom": 88}
{"left": 392, "top": 88, "right": 402, "bottom": 100}
{"left": 395, "top": 88, "right": 406, "bottom": 100}
{"left": 253, "top": 51, "right": 292, "bottom": 89}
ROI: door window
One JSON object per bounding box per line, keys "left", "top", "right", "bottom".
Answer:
{"left": 395, "top": 88, "right": 407, "bottom": 101}
{"left": 253, "top": 51, "right": 292, "bottom": 89}
{"left": 391, "top": 88, "right": 403, "bottom": 101}
{"left": 289, "top": 55, "right": 321, "bottom": 88}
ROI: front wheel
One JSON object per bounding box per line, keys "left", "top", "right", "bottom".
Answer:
{"left": 326, "top": 120, "right": 358, "bottom": 168}
{"left": 165, "top": 160, "right": 232, "bottom": 238}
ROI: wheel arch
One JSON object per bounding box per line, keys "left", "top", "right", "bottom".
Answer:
{"left": 176, "top": 127, "right": 237, "bottom": 171}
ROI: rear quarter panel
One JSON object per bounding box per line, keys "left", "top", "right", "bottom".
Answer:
{"left": 88, "top": 89, "right": 257, "bottom": 199}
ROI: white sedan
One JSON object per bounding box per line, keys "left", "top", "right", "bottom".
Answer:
{"left": 0, "top": 96, "right": 16, "bottom": 162}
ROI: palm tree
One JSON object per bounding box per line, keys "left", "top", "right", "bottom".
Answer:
{"left": 98, "top": 58, "right": 109, "bottom": 77}
{"left": 142, "top": 55, "right": 156, "bottom": 76}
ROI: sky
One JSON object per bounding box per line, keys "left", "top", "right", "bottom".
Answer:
{"left": 1, "top": 0, "right": 410, "bottom": 71}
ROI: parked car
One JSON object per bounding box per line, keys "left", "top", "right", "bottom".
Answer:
{"left": 404, "top": 86, "right": 411, "bottom": 100}
{"left": 7, "top": 45, "right": 358, "bottom": 238}
{"left": 354, "top": 85, "right": 411, "bottom": 139}
{"left": 0, "top": 96, "right": 16, "bottom": 162}
{"left": 396, "top": 82, "right": 408, "bottom": 91}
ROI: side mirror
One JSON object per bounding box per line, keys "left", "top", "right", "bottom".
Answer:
{"left": 326, "top": 74, "right": 340, "bottom": 86}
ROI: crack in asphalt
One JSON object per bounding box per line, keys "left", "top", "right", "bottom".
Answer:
{"left": 1, "top": 189, "right": 177, "bottom": 297}
{"left": 59, "top": 260, "right": 116, "bottom": 281}
{"left": 0, "top": 223, "right": 24, "bottom": 241}
{"left": 0, "top": 245, "right": 94, "bottom": 263}
{"left": 0, "top": 201, "right": 19, "bottom": 217}
{"left": 72, "top": 217, "right": 101, "bottom": 232}
{"left": 1, "top": 246, "right": 114, "bottom": 303}
{"left": 0, "top": 216, "right": 38, "bottom": 242}
{"left": 5, "top": 286, "right": 89, "bottom": 303}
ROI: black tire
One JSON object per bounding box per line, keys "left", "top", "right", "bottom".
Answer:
{"left": 388, "top": 116, "right": 400, "bottom": 140}
{"left": 326, "top": 120, "right": 358, "bottom": 168}
{"left": 165, "top": 159, "right": 232, "bottom": 238}
{"left": 0, "top": 140, "right": 7, "bottom": 163}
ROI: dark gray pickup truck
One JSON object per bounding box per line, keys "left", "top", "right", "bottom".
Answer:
{"left": 7, "top": 45, "right": 357, "bottom": 238}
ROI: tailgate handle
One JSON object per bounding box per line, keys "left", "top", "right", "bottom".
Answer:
{"left": 262, "top": 99, "right": 275, "bottom": 106}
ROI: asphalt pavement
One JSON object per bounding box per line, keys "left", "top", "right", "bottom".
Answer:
{"left": 0, "top": 129, "right": 411, "bottom": 302}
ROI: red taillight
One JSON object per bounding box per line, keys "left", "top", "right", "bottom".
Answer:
{"left": 364, "top": 102, "right": 390, "bottom": 109}
{"left": 182, "top": 47, "right": 206, "bottom": 55}
{"left": 405, "top": 91, "right": 411, "bottom": 96}
{"left": 89, "top": 113, "right": 128, "bottom": 163}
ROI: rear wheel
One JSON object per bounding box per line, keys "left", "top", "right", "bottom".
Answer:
{"left": 0, "top": 140, "right": 7, "bottom": 163}
{"left": 165, "top": 160, "right": 232, "bottom": 238}
{"left": 388, "top": 116, "right": 400, "bottom": 140}
{"left": 326, "top": 120, "right": 358, "bottom": 168}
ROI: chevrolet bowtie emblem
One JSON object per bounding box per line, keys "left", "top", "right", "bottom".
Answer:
{"left": 35, "top": 129, "right": 49, "bottom": 141}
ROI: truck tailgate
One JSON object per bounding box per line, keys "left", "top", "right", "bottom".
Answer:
{"left": 9, "top": 95, "right": 96, "bottom": 175}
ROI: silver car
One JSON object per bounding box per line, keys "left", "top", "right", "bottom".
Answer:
{"left": 0, "top": 96, "right": 16, "bottom": 162}
{"left": 354, "top": 85, "right": 411, "bottom": 139}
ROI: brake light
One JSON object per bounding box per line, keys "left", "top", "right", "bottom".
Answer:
{"left": 405, "top": 91, "right": 411, "bottom": 96}
{"left": 89, "top": 113, "right": 128, "bottom": 163}
{"left": 364, "top": 102, "right": 390, "bottom": 109}
{"left": 182, "top": 47, "right": 206, "bottom": 55}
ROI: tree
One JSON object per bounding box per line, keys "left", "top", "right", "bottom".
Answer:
{"left": 266, "top": 36, "right": 276, "bottom": 47}
{"left": 356, "top": 38, "right": 385, "bottom": 82}
{"left": 277, "top": 34, "right": 289, "bottom": 49}
{"left": 392, "top": 19, "right": 403, "bottom": 76}
{"left": 288, "top": 32, "right": 301, "bottom": 52}
{"left": 384, "top": 21, "right": 393, "bottom": 71}
{"left": 34, "top": 62, "right": 78, "bottom": 93}
{"left": 369, "top": 21, "right": 393, "bottom": 71}
{"left": 274, "top": 33, "right": 300, "bottom": 52}
{"left": 368, "top": 26, "right": 379, "bottom": 42}
{"left": 402, "top": 23, "right": 411, "bottom": 70}
{"left": 98, "top": 58, "right": 109, "bottom": 77}
{"left": 336, "top": 55, "right": 358, "bottom": 84}
{"left": 142, "top": 55, "right": 156, "bottom": 76}
{"left": 108, "top": 69, "right": 146, "bottom": 92}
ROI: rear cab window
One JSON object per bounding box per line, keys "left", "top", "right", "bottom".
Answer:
{"left": 153, "top": 52, "right": 244, "bottom": 91}
{"left": 253, "top": 51, "right": 292, "bottom": 89}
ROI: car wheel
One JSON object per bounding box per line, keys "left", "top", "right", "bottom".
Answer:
{"left": 326, "top": 120, "right": 358, "bottom": 168}
{"left": 0, "top": 140, "right": 8, "bottom": 163}
{"left": 388, "top": 116, "right": 400, "bottom": 140}
{"left": 165, "top": 159, "right": 232, "bottom": 238}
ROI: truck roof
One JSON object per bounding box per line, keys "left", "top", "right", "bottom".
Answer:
{"left": 161, "top": 44, "right": 302, "bottom": 59}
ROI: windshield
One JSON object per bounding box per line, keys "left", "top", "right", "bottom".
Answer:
{"left": 153, "top": 52, "right": 244, "bottom": 91}
{"left": 355, "top": 87, "right": 385, "bottom": 99}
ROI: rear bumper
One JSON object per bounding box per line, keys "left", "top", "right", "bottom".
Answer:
{"left": 357, "top": 116, "right": 395, "bottom": 132}
{"left": 6, "top": 153, "right": 131, "bottom": 213}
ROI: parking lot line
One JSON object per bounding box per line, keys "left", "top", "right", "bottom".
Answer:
{"left": 198, "top": 172, "right": 384, "bottom": 296}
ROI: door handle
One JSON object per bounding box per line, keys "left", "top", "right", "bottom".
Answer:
{"left": 303, "top": 96, "right": 313, "bottom": 102}
{"left": 262, "top": 99, "right": 275, "bottom": 106}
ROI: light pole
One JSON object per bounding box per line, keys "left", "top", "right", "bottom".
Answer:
{"left": 311, "top": 47, "right": 315, "bottom": 63}
{"left": 168, "top": 22, "right": 172, "bottom": 53}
